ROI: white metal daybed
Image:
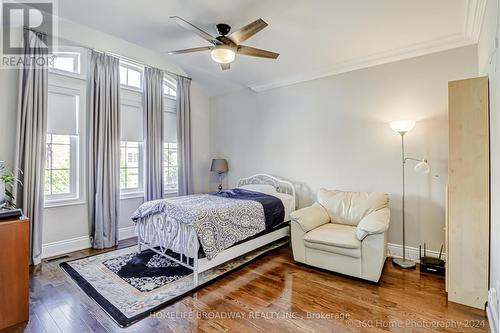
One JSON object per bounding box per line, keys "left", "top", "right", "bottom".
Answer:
{"left": 134, "top": 174, "right": 296, "bottom": 284}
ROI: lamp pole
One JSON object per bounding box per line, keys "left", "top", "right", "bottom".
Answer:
{"left": 389, "top": 120, "right": 429, "bottom": 269}
{"left": 393, "top": 131, "right": 416, "bottom": 269}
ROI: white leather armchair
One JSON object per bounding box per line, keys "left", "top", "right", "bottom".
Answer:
{"left": 290, "top": 189, "right": 390, "bottom": 282}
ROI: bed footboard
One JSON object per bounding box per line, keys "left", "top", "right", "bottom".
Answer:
{"left": 135, "top": 214, "right": 201, "bottom": 284}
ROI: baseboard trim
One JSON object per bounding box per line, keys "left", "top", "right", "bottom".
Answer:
{"left": 41, "top": 236, "right": 92, "bottom": 259}
{"left": 488, "top": 302, "right": 499, "bottom": 333}
{"left": 42, "top": 226, "right": 137, "bottom": 259}
{"left": 118, "top": 225, "right": 136, "bottom": 240}
{"left": 387, "top": 243, "right": 446, "bottom": 262}
{"left": 487, "top": 288, "right": 499, "bottom": 333}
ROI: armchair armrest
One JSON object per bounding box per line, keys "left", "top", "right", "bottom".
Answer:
{"left": 290, "top": 203, "right": 330, "bottom": 232}
{"left": 356, "top": 207, "right": 390, "bottom": 240}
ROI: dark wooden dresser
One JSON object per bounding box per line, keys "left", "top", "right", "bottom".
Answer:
{"left": 0, "top": 218, "right": 29, "bottom": 329}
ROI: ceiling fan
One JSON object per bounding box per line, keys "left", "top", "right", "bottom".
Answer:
{"left": 168, "top": 16, "right": 279, "bottom": 70}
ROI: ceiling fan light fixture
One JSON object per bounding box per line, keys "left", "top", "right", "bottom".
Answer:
{"left": 211, "top": 46, "right": 236, "bottom": 64}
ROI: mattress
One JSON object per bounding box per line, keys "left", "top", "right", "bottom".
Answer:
{"left": 133, "top": 185, "right": 295, "bottom": 260}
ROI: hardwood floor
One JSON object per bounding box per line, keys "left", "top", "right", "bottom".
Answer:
{"left": 1, "top": 238, "right": 489, "bottom": 333}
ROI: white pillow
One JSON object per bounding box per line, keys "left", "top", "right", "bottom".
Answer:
{"left": 272, "top": 192, "right": 295, "bottom": 221}
{"left": 239, "top": 184, "right": 277, "bottom": 196}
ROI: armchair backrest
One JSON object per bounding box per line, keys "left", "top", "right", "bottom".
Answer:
{"left": 317, "top": 188, "right": 389, "bottom": 226}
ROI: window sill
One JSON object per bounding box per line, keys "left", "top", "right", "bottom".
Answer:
{"left": 49, "top": 69, "right": 86, "bottom": 81}
{"left": 44, "top": 198, "right": 85, "bottom": 209}
{"left": 120, "top": 85, "right": 143, "bottom": 93}
{"left": 120, "top": 191, "right": 144, "bottom": 200}
{"left": 163, "top": 190, "right": 178, "bottom": 198}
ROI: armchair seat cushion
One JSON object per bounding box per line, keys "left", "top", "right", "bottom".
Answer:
{"left": 304, "top": 224, "right": 361, "bottom": 258}
{"left": 304, "top": 223, "right": 360, "bottom": 249}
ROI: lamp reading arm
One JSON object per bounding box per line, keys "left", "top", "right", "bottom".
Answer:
{"left": 404, "top": 157, "right": 427, "bottom": 163}
{"left": 404, "top": 157, "right": 430, "bottom": 174}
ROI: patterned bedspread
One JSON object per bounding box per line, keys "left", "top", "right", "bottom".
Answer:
{"left": 131, "top": 189, "right": 284, "bottom": 260}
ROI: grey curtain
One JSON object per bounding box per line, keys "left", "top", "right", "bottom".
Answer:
{"left": 176, "top": 76, "right": 193, "bottom": 195}
{"left": 14, "top": 30, "right": 48, "bottom": 265}
{"left": 88, "top": 51, "right": 121, "bottom": 249}
{"left": 177, "top": 76, "right": 193, "bottom": 195}
{"left": 144, "top": 67, "right": 164, "bottom": 201}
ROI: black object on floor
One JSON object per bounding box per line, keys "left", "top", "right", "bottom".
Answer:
{"left": 419, "top": 243, "right": 445, "bottom": 275}
{"left": 101, "top": 249, "right": 193, "bottom": 292}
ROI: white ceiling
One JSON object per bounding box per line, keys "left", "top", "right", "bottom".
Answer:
{"left": 57, "top": 0, "right": 485, "bottom": 96}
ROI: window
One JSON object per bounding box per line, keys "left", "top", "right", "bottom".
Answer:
{"left": 120, "top": 62, "right": 143, "bottom": 90}
{"left": 163, "top": 143, "right": 178, "bottom": 192}
{"left": 120, "top": 93, "right": 144, "bottom": 197}
{"left": 120, "top": 141, "right": 142, "bottom": 190}
{"left": 163, "top": 75, "right": 177, "bottom": 98}
{"left": 44, "top": 83, "right": 84, "bottom": 206}
{"left": 49, "top": 52, "right": 80, "bottom": 74}
{"left": 163, "top": 97, "right": 178, "bottom": 193}
{"left": 45, "top": 134, "right": 77, "bottom": 197}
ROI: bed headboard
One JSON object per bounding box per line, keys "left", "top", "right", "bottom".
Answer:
{"left": 237, "top": 174, "right": 295, "bottom": 199}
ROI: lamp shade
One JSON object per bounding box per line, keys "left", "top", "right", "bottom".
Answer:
{"left": 211, "top": 159, "right": 228, "bottom": 173}
{"left": 414, "top": 160, "right": 430, "bottom": 174}
{"left": 390, "top": 120, "right": 415, "bottom": 134}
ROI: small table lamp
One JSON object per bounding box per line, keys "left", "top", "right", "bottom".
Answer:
{"left": 211, "top": 159, "right": 228, "bottom": 192}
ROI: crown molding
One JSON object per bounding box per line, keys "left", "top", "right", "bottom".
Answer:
{"left": 248, "top": 33, "right": 473, "bottom": 93}
{"left": 464, "top": 0, "right": 488, "bottom": 42}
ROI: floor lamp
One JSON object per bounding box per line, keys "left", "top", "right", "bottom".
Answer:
{"left": 389, "top": 120, "right": 430, "bottom": 269}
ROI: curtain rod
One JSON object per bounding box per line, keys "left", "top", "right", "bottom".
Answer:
{"left": 23, "top": 26, "right": 192, "bottom": 80}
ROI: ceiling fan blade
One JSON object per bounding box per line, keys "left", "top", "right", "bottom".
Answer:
{"left": 228, "top": 19, "right": 268, "bottom": 44}
{"left": 220, "top": 63, "right": 230, "bottom": 70}
{"left": 170, "top": 16, "right": 222, "bottom": 45}
{"left": 168, "top": 46, "right": 212, "bottom": 55}
{"left": 237, "top": 45, "right": 279, "bottom": 59}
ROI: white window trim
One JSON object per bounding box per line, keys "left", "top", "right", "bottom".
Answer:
{"left": 49, "top": 46, "right": 88, "bottom": 81}
{"left": 44, "top": 79, "right": 86, "bottom": 208}
{"left": 120, "top": 92, "right": 145, "bottom": 199}
{"left": 120, "top": 61, "right": 144, "bottom": 92}
{"left": 163, "top": 142, "right": 178, "bottom": 196}
{"left": 120, "top": 141, "right": 145, "bottom": 199}
{"left": 163, "top": 74, "right": 177, "bottom": 98}
{"left": 164, "top": 190, "right": 178, "bottom": 197}
{"left": 163, "top": 96, "right": 178, "bottom": 196}
{"left": 164, "top": 189, "right": 178, "bottom": 196}
{"left": 44, "top": 135, "right": 78, "bottom": 202}
{"left": 50, "top": 52, "right": 80, "bottom": 74}
{"left": 120, "top": 191, "right": 145, "bottom": 200}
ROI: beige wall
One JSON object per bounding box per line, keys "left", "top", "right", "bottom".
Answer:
{"left": 210, "top": 46, "right": 478, "bottom": 251}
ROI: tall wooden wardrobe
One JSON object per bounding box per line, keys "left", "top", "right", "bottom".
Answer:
{"left": 447, "top": 76, "right": 489, "bottom": 309}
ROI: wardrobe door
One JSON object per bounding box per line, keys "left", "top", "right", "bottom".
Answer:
{"left": 448, "top": 76, "right": 489, "bottom": 309}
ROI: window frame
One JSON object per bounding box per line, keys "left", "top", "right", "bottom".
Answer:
{"left": 119, "top": 141, "right": 144, "bottom": 199}
{"left": 119, "top": 91, "right": 145, "bottom": 199}
{"left": 44, "top": 80, "right": 86, "bottom": 208}
{"left": 49, "top": 52, "right": 80, "bottom": 74}
{"left": 163, "top": 142, "right": 178, "bottom": 195}
{"left": 44, "top": 134, "right": 78, "bottom": 200}
{"left": 163, "top": 97, "right": 178, "bottom": 195}
{"left": 163, "top": 75, "right": 177, "bottom": 99}
{"left": 48, "top": 46, "right": 87, "bottom": 81}
{"left": 120, "top": 61, "right": 144, "bottom": 91}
